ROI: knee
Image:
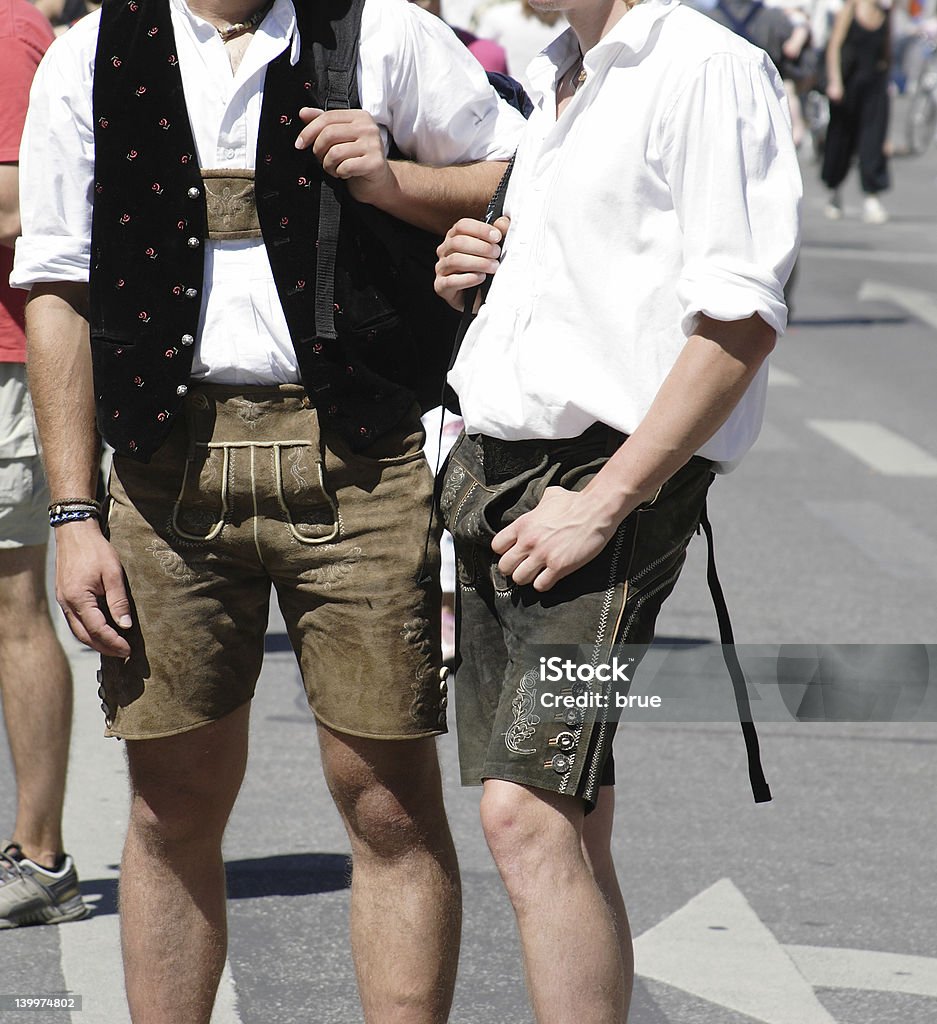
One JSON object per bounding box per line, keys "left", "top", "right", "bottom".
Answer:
{"left": 342, "top": 782, "right": 425, "bottom": 861}
{"left": 128, "top": 785, "right": 227, "bottom": 849}
{"left": 324, "top": 735, "right": 447, "bottom": 861}
{"left": 128, "top": 763, "right": 234, "bottom": 848}
{"left": 479, "top": 784, "right": 577, "bottom": 904}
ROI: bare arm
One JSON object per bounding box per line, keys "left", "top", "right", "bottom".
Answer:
{"left": 826, "top": 0, "right": 856, "bottom": 101}
{"left": 0, "top": 164, "right": 20, "bottom": 249}
{"left": 295, "top": 107, "right": 507, "bottom": 233}
{"left": 493, "top": 314, "right": 777, "bottom": 592}
{"left": 26, "top": 283, "right": 132, "bottom": 656}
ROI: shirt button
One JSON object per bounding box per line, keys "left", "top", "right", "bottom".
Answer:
{"left": 224, "top": 148, "right": 235, "bottom": 160}
{"left": 187, "top": 237, "right": 200, "bottom": 249}
{"left": 187, "top": 187, "right": 200, "bottom": 199}
{"left": 180, "top": 334, "right": 194, "bottom": 346}
{"left": 184, "top": 287, "right": 198, "bottom": 299}
{"left": 176, "top": 384, "right": 188, "bottom": 396}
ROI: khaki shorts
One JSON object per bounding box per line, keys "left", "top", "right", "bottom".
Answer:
{"left": 100, "top": 385, "right": 446, "bottom": 741}
{"left": 0, "top": 363, "right": 49, "bottom": 550}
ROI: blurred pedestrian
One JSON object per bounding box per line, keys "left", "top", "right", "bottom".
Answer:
{"left": 822, "top": 0, "right": 892, "bottom": 222}
{"left": 0, "top": 0, "right": 88, "bottom": 930}
{"left": 411, "top": 0, "right": 510, "bottom": 71}
{"left": 474, "top": 0, "right": 568, "bottom": 92}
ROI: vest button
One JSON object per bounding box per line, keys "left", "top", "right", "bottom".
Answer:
{"left": 187, "top": 187, "right": 200, "bottom": 199}
{"left": 187, "top": 237, "right": 200, "bottom": 249}
{"left": 176, "top": 384, "right": 188, "bottom": 396}
{"left": 184, "top": 288, "right": 198, "bottom": 299}
{"left": 181, "top": 334, "right": 194, "bottom": 346}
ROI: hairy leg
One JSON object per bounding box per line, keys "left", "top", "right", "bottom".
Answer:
{"left": 481, "top": 780, "right": 626, "bottom": 1024}
{"left": 582, "top": 786, "right": 633, "bottom": 1023}
{"left": 120, "top": 703, "right": 250, "bottom": 1024}
{"left": 0, "top": 543, "right": 73, "bottom": 867}
{"left": 318, "top": 726, "right": 461, "bottom": 1024}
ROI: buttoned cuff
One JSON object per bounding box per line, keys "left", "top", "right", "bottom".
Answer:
{"left": 10, "top": 237, "right": 91, "bottom": 290}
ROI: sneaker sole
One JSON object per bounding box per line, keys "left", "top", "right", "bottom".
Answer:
{"left": 0, "top": 895, "right": 90, "bottom": 929}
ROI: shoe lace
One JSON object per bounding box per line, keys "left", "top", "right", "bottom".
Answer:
{"left": 0, "top": 846, "right": 26, "bottom": 884}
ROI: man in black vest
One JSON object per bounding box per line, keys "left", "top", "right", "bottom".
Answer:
{"left": 13, "top": 0, "right": 524, "bottom": 1019}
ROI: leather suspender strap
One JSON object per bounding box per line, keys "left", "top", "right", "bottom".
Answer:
{"left": 699, "top": 499, "right": 772, "bottom": 803}
{"left": 449, "top": 153, "right": 516, "bottom": 373}
{"left": 314, "top": 67, "right": 352, "bottom": 341}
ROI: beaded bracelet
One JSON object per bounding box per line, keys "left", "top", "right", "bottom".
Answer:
{"left": 49, "top": 508, "right": 100, "bottom": 528}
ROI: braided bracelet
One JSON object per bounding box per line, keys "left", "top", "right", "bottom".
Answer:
{"left": 49, "top": 508, "right": 100, "bottom": 528}
{"left": 48, "top": 497, "right": 102, "bottom": 512}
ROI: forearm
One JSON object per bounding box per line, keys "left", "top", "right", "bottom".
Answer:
{"left": 582, "top": 313, "right": 776, "bottom": 525}
{"left": 25, "top": 283, "right": 100, "bottom": 503}
{"left": 826, "top": 4, "right": 853, "bottom": 88}
{"left": 0, "top": 164, "right": 21, "bottom": 248}
{"left": 372, "top": 159, "right": 508, "bottom": 235}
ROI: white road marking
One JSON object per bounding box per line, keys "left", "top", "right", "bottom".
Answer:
{"left": 786, "top": 944, "right": 937, "bottom": 998}
{"left": 858, "top": 280, "right": 937, "bottom": 331}
{"left": 800, "top": 246, "right": 937, "bottom": 266}
{"left": 633, "top": 878, "right": 837, "bottom": 1024}
{"left": 635, "top": 879, "right": 937, "bottom": 1023}
{"left": 807, "top": 419, "right": 937, "bottom": 476}
{"left": 768, "top": 366, "right": 801, "bottom": 387}
{"left": 58, "top": 642, "right": 242, "bottom": 1023}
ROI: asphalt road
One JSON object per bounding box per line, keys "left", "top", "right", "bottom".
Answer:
{"left": 2, "top": 140, "right": 936, "bottom": 1024}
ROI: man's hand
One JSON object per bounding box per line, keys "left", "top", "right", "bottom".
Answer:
{"left": 492, "top": 485, "right": 625, "bottom": 593}
{"left": 54, "top": 520, "right": 132, "bottom": 658}
{"left": 434, "top": 215, "right": 509, "bottom": 311}
{"left": 295, "top": 107, "right": 395, "bottom": 207}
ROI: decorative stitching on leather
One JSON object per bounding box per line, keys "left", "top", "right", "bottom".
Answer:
{"left": 504, "top": 669, "right": 542, "bottom": 754}
{"left": 557, "top": 519, "right": 629, "bottom": 795}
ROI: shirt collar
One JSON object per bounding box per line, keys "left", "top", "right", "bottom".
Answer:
{"left": 170, "top": 0, "right": 300, "bottom": 65}
{"left": 527, "top": 0, "right": 680, "bottom": 96}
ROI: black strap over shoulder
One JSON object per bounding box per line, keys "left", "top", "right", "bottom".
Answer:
{"left": 448, "top": 153, "right": 516, "bottom": 376}
{"left": 308, "top": 0, "right": 366, "bottom": 341}
{"left": 700, "top": 499, "right": 772, "bottom": 803}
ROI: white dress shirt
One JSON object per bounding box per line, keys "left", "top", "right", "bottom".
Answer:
{"left": 448, "top": 0, "right": 802, "bottom": 472}
{"left": 12, "top": 0, "right": 525, "bottom": 384}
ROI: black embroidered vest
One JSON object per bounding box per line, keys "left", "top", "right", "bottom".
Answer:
{"left": 90, "top": 0, "right": 449, "bottom": 460}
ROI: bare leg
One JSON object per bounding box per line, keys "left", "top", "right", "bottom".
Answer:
{"left": 582, "top": 786, "right": 633, "bottom": 1023}
{"left": 481, "top": 780, "right": 625, "bottom": 1024}
{"left": 0, "top": 543, "right": 73, "bottom": 867}
{"left": 318, "top": 726, "right": 461, "bottom": 1024}
{"left": 120, "top": 703, "right": 250, "bottom": 1024}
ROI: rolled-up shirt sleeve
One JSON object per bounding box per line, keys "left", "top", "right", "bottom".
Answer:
{"left": 11, "top": 23, "right": 96, "bottom": 289}
{"left": 660, "top": 50, "right": 802, "bottom": 338}
{"left": 363, "top": 0, "right": 526, "bottom": 166}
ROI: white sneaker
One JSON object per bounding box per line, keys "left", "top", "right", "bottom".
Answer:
{"left": 824, "top": 192, "right": 843, "bottom": 220}
{"left": 0, "top": 842, "right": 89, "bottom": 929}
{"left": 862, "top": 195, "right": 888, "bottom": 224}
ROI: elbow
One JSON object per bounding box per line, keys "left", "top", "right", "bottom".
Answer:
{"left": 749, "top": 313, "right": 777, "bottom": 363}
{"left": 0, "top": 215, "right": 21, "bottom": 250}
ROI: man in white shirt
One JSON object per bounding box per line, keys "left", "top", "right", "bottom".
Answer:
{"left": 434, "top": 0, "right": 801, "bottom": 1018}
{"left": 13, "top": 0, "right": 524, "bottom": 1020}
